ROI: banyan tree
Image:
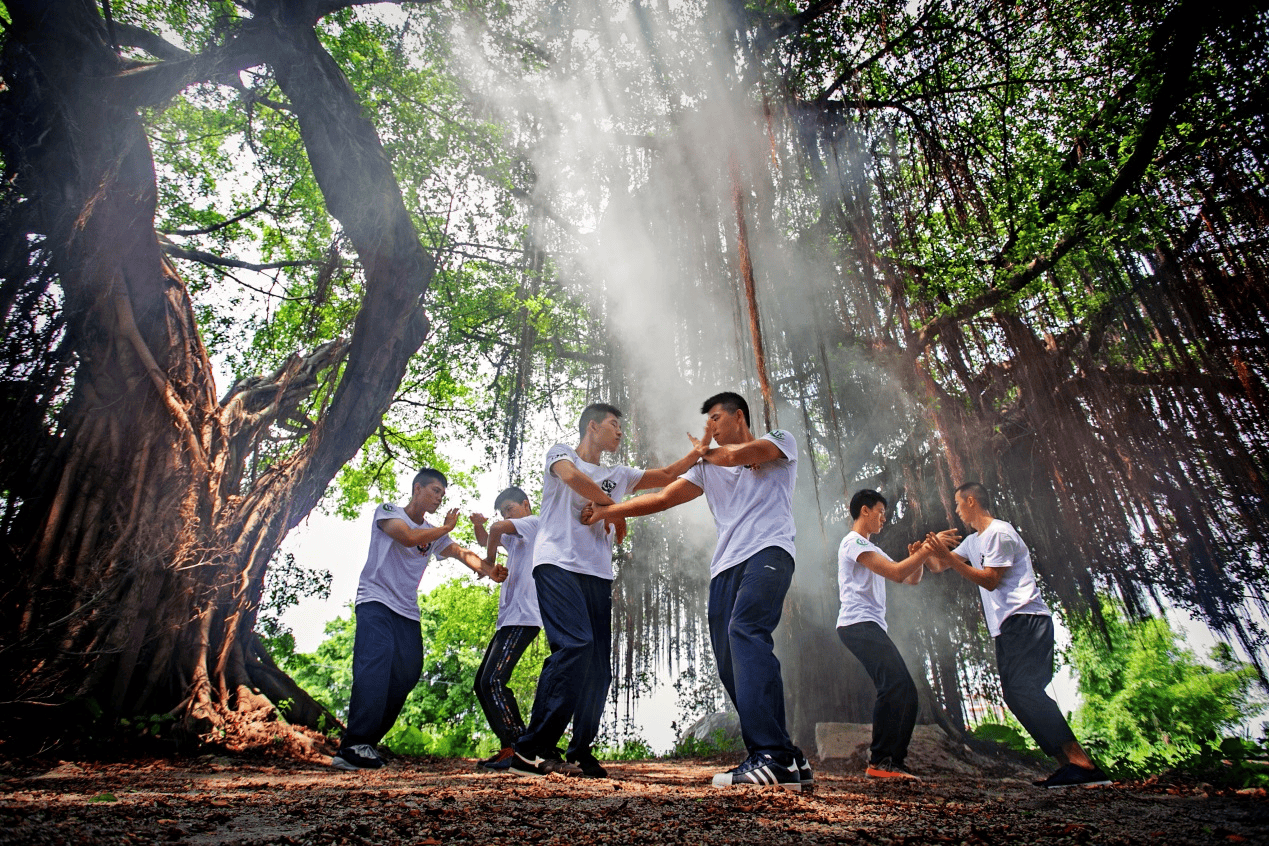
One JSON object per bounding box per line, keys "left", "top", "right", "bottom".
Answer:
{"left": 2, "top": 0, "right": 1268, "bottom": 752}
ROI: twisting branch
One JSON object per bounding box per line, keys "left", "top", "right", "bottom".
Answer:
{"left": 908, "top": 0, "right": 1206, "bottom": 356}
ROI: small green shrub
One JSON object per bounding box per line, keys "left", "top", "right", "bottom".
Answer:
{"left": 668, "top": 728, "right": 744, "bottom": 758}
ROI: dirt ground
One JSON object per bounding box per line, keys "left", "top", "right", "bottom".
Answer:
{"left": 2, "top": 751, "right": 1268, "bottom": 845}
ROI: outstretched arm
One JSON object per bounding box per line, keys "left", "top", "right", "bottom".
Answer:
{"left": 925, "top": 534, "right": 1002, "bottom": 590}
{"left": 582, "top": 477, "right": 704, "bottom": 525}
{"left": 635, "top": 421, "right": 715, "bottom": 490}
{"left": 442, "top": 542, "right": 505, "bottom": 582}
{"left": 856, "top": 546, "right": 931, "bottom": 585}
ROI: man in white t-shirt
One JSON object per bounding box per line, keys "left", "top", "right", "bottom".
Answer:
{"left": 583, "top": 392, "right": 809, "bottom": 791}
{"left": 509, "top": 403, "right": 706, "bottom": 779}
{"left": 926, "top": 481, "right": 1111, "bottom": 788}
{"left": 469, "top": 486, "right": 542, "bottom": 771}
{"left": 331, "top": 468, "right": 501, "bottom": 772}
{"left": 838, "top": 489, "right": 953, "bottom": 781}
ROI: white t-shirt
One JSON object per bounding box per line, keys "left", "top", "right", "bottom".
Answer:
{"left": 836, "top": 531, "right": 889, "bottom": 631}
{"left": 952, "top": 519, "right": 1050, "bottom": 637}
{"left": 355, "top": 502, "right": 454, "bottom": 621}
{"left": 533, "top": 443, "right": 642, "bottom": 580}
{"left": 681, "top": 430, "right": 798, "bottom": 579}
{"left": 496, "top": 516, "right": 543, "bottom": 629}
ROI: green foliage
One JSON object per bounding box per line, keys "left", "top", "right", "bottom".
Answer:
{"left": 255, "top": 552, "right": 333, "bottom": 663}
{"left": 668, "top": 728, "right": 744, "bottom": 759}
{"left": 593, "top": 717, "right": 653, "bottom": 761}
{"left": 968, "top": 721, "right": 1045, "bottom": 761}
{"left": 284, "top": 577, "right": 547, "bottom": 757}
{"left": 281, "top": 612, "right": 357, "bottom": 721}
{"left": 1065, "top": 598, "right": 1265, "bottom": 779}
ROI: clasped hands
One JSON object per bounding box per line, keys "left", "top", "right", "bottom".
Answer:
{"left": 908, "top": 529, "right": 961, "bottom": 572}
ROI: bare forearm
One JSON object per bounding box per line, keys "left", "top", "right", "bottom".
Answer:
{"left": 638, "top": 448, "right": 704, "bottom": 490}
{"left": 485, "top": 523, "right": 511, "bottom": 563}
{"left": 452, "top": 547, "right": 488, "bottom": 575}
{"left": 604, "top": 491, "right": 673, "bottom": 519}
{"left": 396, "top": 524, "right": 452, "bottom": 547}
{"left": 702, "top": 438, "right": 781, "bottom": 468}
{"left": 948, "top": 557, "right": 1000, "bottom": 590}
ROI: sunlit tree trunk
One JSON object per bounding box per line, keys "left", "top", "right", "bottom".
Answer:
{"left": 0, "top": 0, "right": 435, "bottom": 747}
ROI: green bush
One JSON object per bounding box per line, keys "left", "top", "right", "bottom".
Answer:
{"left": 668, "top": 728, "right": 744, "bottom": 758}
{"left": 282, "top": 577, "right": 547, "bottom": 757}
{"left": 1065, "top": 597, "right": 1266, "bottom": 783}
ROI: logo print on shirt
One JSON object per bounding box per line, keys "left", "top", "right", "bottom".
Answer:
{"left": 417, "top": 542, "right": 433, "bottom": 556}
{"left": 600, "top": 479, "right": 617, "bottom": 494}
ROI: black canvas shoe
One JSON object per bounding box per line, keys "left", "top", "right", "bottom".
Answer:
{"left": 567, "top": 750, "right": 609, "bottom": 778}
{"left": 793, "top": 746, "right": 815, "bottom": 791}
{"left": 1036, "top": 764, "right": 1112, "bottom": 788}
{"left": 509, "top": 748, "right": 583, "bottom": 778}
{"left": 330, "top": 744, "right": 384, "bottom": 771}
{"left": 711, "top": 753, "right": 802, "bottom": 791}
{"left": 476, "top": 747, "right": 516, "bottom": 771}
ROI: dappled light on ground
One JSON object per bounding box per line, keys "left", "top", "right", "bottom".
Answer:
{"left": 2, "top": 754, "right": 1267, "bottom": 844}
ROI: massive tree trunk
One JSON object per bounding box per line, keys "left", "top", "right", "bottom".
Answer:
{"left": 0, "top": 0, "right": 434, "bottom": 748}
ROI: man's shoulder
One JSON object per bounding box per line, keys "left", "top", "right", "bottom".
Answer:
{"left": 545, "top": 443, "right": 577, "bottom": 468}
{"left": 374, "top": 502, "right": 409, "bottom": 524}
{"left": 839, "top": 531, "right": 874, "bottom": 560}
{"left": 985, "top": 519, "right": 1022, "bottom": 541}
{"left": 762, "top": 429, "right": 798, "bottom": 459}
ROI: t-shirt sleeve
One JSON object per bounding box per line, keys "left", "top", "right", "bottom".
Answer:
{"left": 843, "top": 535, "right": 888, "bottom": 567}
{"left": 764, "top": 430, "right": 796, "bottom": 461}
{"left": 682, "top": 462, "right": 705, "bottom": 490}
{"left": 510, "top": 516, "right": 539, "bottom": 544}
{"left": 952, "top": 535, "right": 974, "bottom": 562}
{"left": 426, "top": 531, "right": 455, "bottom": 560}
{"left": 618, "top": 465, "right": 643, "bottom": 498}
{"left": 980, "top": 529, "right": 1017, "bottom": 569}
{"left": 545, "top": 443, "right": 575, "bottom": 475}
{"left": 373, "top": 502, "right": 401, "bottom": 526}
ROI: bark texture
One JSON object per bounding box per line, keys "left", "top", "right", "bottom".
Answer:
{"left": 0, "top": 0, "right": 433, "bottom": 746}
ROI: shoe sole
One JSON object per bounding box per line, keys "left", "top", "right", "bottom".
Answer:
{"left": 866, "top": 769, "right": 920, "bottom": 780}
{"left": 711, "top": 778, "right": 802, "bottom": 792}
{"left": 330, "top": 757, "right": 380, "bottom": 772}
{"left": 509, "top": 767, "right": 548, "bottom": 778}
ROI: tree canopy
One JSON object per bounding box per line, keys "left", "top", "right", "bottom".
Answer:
{"left": 1, "top": 0, "right": 1266, "bottom": 752}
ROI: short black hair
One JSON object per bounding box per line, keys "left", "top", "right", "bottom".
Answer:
{"left": 494, "top": 485, "right": 530, "bottom": 512}
{"left": 413, "top": 468, "right": 447, "bottom": 490}
{"left": 955, "top": 481, "right": 992, "bottom": 511}
{"left": 849, "top": 489, "right": 887, "bottom": 519}
{"left": 579, "top": 403, "right": 622, "bottom": 441}
{"left": 700, "top": 391, "right": 749, "bottom": 427}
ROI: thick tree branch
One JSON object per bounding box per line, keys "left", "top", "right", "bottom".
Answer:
{"left": 163, "top": 243, "right": 336, "bottom": 273}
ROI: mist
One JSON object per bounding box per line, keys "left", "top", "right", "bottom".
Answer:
{"left": 442, "top": 0, "right": 965, "bottom": 748}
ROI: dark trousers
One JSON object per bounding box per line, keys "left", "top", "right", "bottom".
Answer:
{"left": 474, "top": 624, "right": 540, "bottom": 747}
{"left": 342, "top": 601, "right": 423, "bottom": 749}
{"left": 837, "top": 621, "right": 919, "bottom": 766}
{"left": 708, "top": 547, "right": 796, "bottom": 764}
{"left": 515, "top": 565, "right": 612, "bottom": 759}
{"left": 995, "top": 613, "right": 1077, "bottom": 757}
